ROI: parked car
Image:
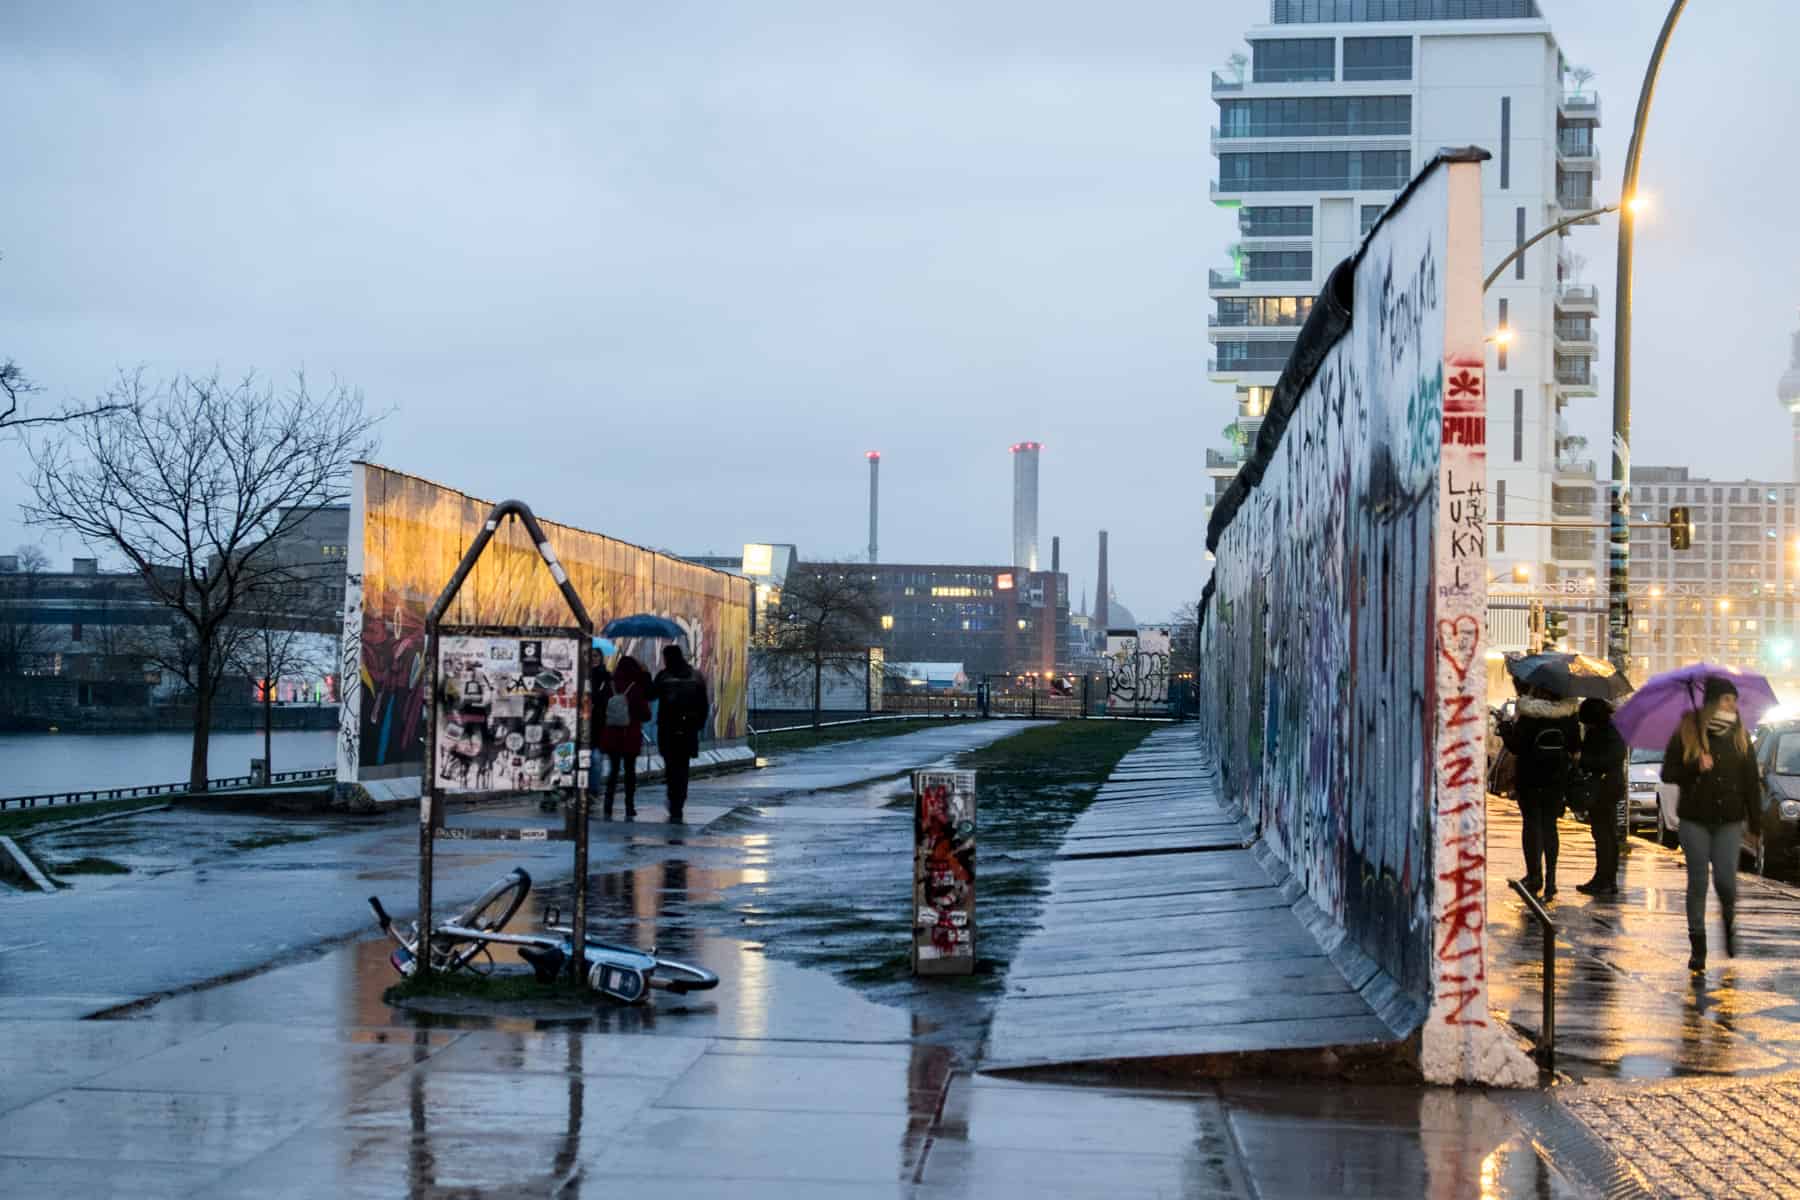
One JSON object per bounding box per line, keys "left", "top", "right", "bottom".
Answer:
{"left": 1627, "top": 746, "right": 1664, "bottom": 840}
{"left": 1750, "top": 720, "right": 1800, "bottom": 877}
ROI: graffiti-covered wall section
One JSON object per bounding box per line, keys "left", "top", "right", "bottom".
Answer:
{"left": 1198, "top": 153, "right": 1531, "bottom": 1086}
{"left": 1103, "top": 628, "right": 1171, "bottom": 714}
{"left": 337, "top": 464, "right": 750, "bottom": 787}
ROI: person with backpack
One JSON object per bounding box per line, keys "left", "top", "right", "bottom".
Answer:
{"left": 1661, "top": 676, "right": 1761, "bottom": 971}
{"left": 1575, "top": 698, "right": 1627, "bottom": 897}
{"left": 653, "top": 644, "right": 709, "bottom": 824}
{"left": 1502, "top": 686, "right": 1582, "bottom": 899}
{"left": 595, "top": 654, "right": 653, "bottom": 820}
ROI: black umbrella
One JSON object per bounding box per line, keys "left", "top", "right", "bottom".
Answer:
{"left": 1505, "top": 652, "right": 1631, "bottom": 702}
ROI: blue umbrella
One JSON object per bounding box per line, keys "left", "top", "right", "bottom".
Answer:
{"left": 602, "top": 614, "right": 686, "bottom": 641}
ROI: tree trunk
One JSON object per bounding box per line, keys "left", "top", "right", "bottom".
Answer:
{"left": 263, "top": 673, "right": 273, "bottom": 778}
{"left": 811, "top": 652, "right": 823, "bottom": 730}
{"left": 190, "top": 638, "right": 213, "bottom": 793}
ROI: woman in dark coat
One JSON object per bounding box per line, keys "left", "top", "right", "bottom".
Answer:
{"left": 1502, "top": 687, "right": 1582, "bottom": 899}
{"left": 1576, "top": 698, "right": 1627, "bottom": 896}
{"left": 1661, "top": 676, "right": 1761, "bottom": 971}
{"left": 595, "top": 654, "right": 653, "bottom": 819}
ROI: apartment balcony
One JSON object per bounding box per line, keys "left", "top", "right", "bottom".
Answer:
{"left": 1237, "top": 214, "right": 1313, "bottom": 239}
{"left": 1554, "top": 320, "right": 1598, "bottom": 354}
{"left": 1208, "top": 356, "right": 1289, "bottom": 380}
{"left": 1205, "top": 448, "right": 1244, "bottom": 477}
{"left": 1556, "top": 360, "right": 1599, "bottom": 397}
{"left": 1213, "top": 175, "right": 1410, "bottom": 199}
{"left": 1556, "top": 133, "right": 1601, "bottom": 172}
{"left": 1556, "top": 284, "right": 1599, "bottom": 316}
{"left": 1208, "top": 268, "right": 1241, "bottom": 291}
{"left": 1559, "top": 91, "right": 1602, "bottom": 122}
{"left": 1208, "top": 311, "right": 1311, "bottom": 331}
{"left": 1211, "top": 71, "right": 1245, "bottom": 96}
{"left": 1557, "top": 186, "right": 1598, "bottom": 214}
{"left": 1555, "top": 457, "right": 1597, "bottom": 480}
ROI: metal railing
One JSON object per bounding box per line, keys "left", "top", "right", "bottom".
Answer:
{"left": 1508, "top": 878, "right": 1557, "bottom": 1071}
{"left": 1557, "top": 367, "right": 1594, "bottom": 387}
{"left": 1206, "top": 448, "right": 1244, "bottom": 469}
{"left": 1557, "top": 133, "right": 1597, "bottom": 157}
{"left": 1210, "top": 71, "right": 1244, "bottom": 92}
{"left": 1218, "top": 175, "right": 1411, "bottom": 194}
{"left": 1237, "top": 218, "right": 1314, "bottom": 238}
{"left": 1558, "top": 189, "right": 1597, "bottom": 211}
{"left": 1210, "top": 310, "right": 1311, "bottom": 329}
{"left": 1211, "top": 355, "right": 1294, "bottom": 374}
{"left": 1561, "top": 92, "right": 1600, "bottom": 113}
{"left": 0, "top": 767, "right": 335, "bottom": 811}
{"left": 1208, "top": 268, "right": 1241, "bottom": 290}
{"left": 1557, "top": 284, "right": 1599, "bottom": 308}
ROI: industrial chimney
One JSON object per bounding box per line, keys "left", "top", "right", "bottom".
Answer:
{"left": 866, "top": 451, "right": 880, "bottom": 563}
{"left": 1010, "top": 442, "right": 1041, "bottom": 571}
{"left": 1095, "top": 530, "right": 1109, "bottom": 629}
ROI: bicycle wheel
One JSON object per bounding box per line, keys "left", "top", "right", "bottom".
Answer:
{"left": 438, "top": 869, "right": 531, "bottom": 972}
{"left": 650, "top": 956, "right": 719, "bottom": 994}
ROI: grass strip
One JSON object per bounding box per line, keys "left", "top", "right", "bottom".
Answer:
{"left": 717, "top": 719, "right": 1158, "bottom": 1006}
{"left": 754, "top": 716, "right": 983, "bottom": 755}
{"left": 0, "top": 798, "right": 169, "bottom": 838}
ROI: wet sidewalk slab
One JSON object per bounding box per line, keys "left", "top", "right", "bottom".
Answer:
{"left": 983, "top": 727, "right": 1399, "bottom": 1071}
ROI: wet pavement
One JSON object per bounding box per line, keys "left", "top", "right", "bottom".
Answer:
{"left": 987, "top": 729, "right": 1394, "bottom": 1069}
{"left": 17, "top": 723, "right": 1800, "bottom": 1194}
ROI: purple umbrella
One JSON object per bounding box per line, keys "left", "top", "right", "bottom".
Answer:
{"left": 1612, "top": 663, "right": 1779, "bottom": 750}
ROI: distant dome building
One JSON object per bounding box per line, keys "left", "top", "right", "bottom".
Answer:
{"left": 1782, "top": 312, "right": 1800, "bottom": 479}
{"left": 1098, "top": 590, "right": 1137, "bottom": 631}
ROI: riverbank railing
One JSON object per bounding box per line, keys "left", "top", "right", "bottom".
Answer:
{"left": 0, "top": 767, "right": 335, "bottom": 811}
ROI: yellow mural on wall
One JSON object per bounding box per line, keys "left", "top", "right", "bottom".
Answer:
{"left": 339, "top": 463, "right": 750, "bottom": 781}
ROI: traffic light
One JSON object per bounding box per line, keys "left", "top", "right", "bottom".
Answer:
{"left": 1669, "top": 506, "right": 1693, "bottom": 550}
{"left": 1544, "top": 609, "right": 1570, "bottom": 647}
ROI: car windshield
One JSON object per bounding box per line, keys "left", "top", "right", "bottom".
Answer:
{"left": 1775, "top": 733, "right": 1800, "bottom": 776}
{"left": 1629, "top": 747, "right": 1663, "bottom": 764}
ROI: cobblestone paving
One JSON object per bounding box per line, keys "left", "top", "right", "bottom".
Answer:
{"left": 1562, "top": 1073, "right": 1800, "bottom": 1198}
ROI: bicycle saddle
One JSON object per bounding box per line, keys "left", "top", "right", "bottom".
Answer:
{"left": 519, "top": 944, "right": 567, "bottom": 984}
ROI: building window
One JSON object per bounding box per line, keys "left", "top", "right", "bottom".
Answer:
{"left": 1238, "top": 205, "right": 1314, "bottom": 237}
{"left": 1216, "top": 296, "right": 1315, "bottom": 327}
{"left": 1252, "top": 38, "right": 1334, "bottom": 84}
{"left": 1218, "top": 150, "right": 1411, "bottom": 194}
{"left": 1499, "top": 97, "right": 1511, "bottom": 188}
{"left": 1241, "top": 250, "right": 1313, "bottom": 282}
{"left": 1497, "top": 298, "right": 1508, "bottom": 371}
{"left": 71, "top": 622, "right": 83, "bottom": 643}
{"left": 1496, "top": 480, "right": 1506, "bottom": 553}
{"left": 1218, "top": 96, "right": 1410, "bottom": 139}
{"left": 881, "top": 614, "right": 894, "bottom": 630}
{"left": 1217, "top": 340, "right": 1299, "bottom": 372}
{"left": 1272, "top": 0, "right": 1542, "bottom": 18}
{"left": 1515, "top": 207, "right": 1527, "bottom": 280}
{"left": 1342, "top": 36, "right": 1412, "bottom": 81}
{"left": 1513, "top": 390, "right": 1523, "bottom": 463}
{"left": 1360, "top": 204, "right": 1385, "bottom": 235}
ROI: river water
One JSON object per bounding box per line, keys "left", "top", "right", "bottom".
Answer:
{"left": 0, "top": 730, "right": 337, "bottom": 798}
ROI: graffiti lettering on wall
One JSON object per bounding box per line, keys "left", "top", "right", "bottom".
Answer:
{"left": 336, "top": 572, "right": 365, "bottom": 776}
{"left": 337, "top": 464, "right": 750, "bottom": 786}
{"left": 1104, "top": 628, "right": 1171, "bottom": 712}
{"left": 1199, "top": 165, "right": 1452, "bottom": 1012}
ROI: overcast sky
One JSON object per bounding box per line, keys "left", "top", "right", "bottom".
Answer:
{"left": 2, "top": 2, "right": 1794, "bottom": 621}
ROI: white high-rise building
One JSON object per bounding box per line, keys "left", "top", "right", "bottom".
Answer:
{"left": 1206, "top": 0, "right": 1602, "bottom": 625}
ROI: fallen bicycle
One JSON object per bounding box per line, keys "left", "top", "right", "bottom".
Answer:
{"left": 369, "top": 867, "right": 718, "bottom": 1005}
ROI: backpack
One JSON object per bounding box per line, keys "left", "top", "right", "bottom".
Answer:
{"left": 604, "top": 683, "right": 635, "bottom": 728}
{"left": 664, "top": 673, "right": 707, "bottom": 732}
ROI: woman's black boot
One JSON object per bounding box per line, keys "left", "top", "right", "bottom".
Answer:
{"left": 1689, "top": 931, "right": 1707, "bottom": 972}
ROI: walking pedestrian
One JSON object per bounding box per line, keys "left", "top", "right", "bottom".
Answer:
{"left": 1575, "top": 698, "right": 1626, "bottom": 896}
{"left": 595, "top": 654, "right": 653, "bottom": 820}
{"left": 1503, "top": 687, "right": 1582, "bottom": 899}
{"left": 1660, "top": 676, "right": 1761, "bottom": 971}
{"left": 653, "top": 644, "right": 709, "bottom": 824}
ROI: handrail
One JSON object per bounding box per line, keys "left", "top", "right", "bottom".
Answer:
{"left": 1509, "top": 878, "right": 1557, "bottom": 1071}
{"left": 0, "top": 767, "right": 335, "bottom": 811}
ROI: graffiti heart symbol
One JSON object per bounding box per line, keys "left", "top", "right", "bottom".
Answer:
{"left": 1437, "top": 615, "right": 1480, "bottom": 682}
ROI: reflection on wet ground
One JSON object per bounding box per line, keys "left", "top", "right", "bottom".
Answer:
{"left": 1486, "top": 795, "right": 1800, "bottom": 1081}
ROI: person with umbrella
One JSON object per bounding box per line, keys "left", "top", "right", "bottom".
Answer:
{"left": 1658, "top": 677, "right": 1762, "bottom": 971}
{"left": 653, "top": 643, "right": 709, "bottom": 824}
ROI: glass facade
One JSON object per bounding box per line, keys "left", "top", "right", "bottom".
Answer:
{"left": 1217, "top": 340, "right": 1300, "bottom": 372}
{"left": 1240, "top": 250, "right": 1314, "bottom": 282}
{"left": 1239, "top": 205, "right": 1314, "bottom": 237}
{"left": 1270, "top": 0, "right": 1541, "bottom": 21}
{"left": 1219, "top": 150, "right": 1410, "bottom": 193}
{"left": 1219, "top": 95, "right": 1411, "bottom": 138}
{"left": 1342, "top": 36, "right": 1412, "bottom": 80}
{"left": 1252, "top": 38, "right": 1335, "bottom": 83}
{"left": 1216, "top": 296, "right": 1316, "bottom": 328}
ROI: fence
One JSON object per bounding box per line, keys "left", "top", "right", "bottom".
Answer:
{"left": 0, "top": 767, "right": 336, "bottom": 812}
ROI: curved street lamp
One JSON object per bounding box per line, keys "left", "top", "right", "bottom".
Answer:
{"left": 1607, "top": 0, "right": 1691, "bottom": 671}
{"left": 1482, "top": 199, "right": 1646, "bottom": 294}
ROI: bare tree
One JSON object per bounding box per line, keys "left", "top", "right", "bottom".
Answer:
{"left": 223, "top": 569, "right": 338, "bottom": 780}
{"left": 25, "top": 369, "right": 379, "bottom": 790}
{"left": 758, "top": 562, "right": 882, "bottom": 729}
{"left": 0, "top": 255, "right": 124, "bottom": 433}
{"left": 0, "top": 546, "right": 52, "bottom": 712}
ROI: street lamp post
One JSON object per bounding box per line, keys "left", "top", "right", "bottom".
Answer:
{"left": 1607, "top": 0, "right": 1691, "bottom": 672}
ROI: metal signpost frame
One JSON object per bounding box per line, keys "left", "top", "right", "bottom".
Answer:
{"left": 419, "top": 500, "right": 595, "bottom": 982}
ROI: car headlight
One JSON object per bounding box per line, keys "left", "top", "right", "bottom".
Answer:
{"left": 1781, "top": 800, "right": 1800, "bottom": 821}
